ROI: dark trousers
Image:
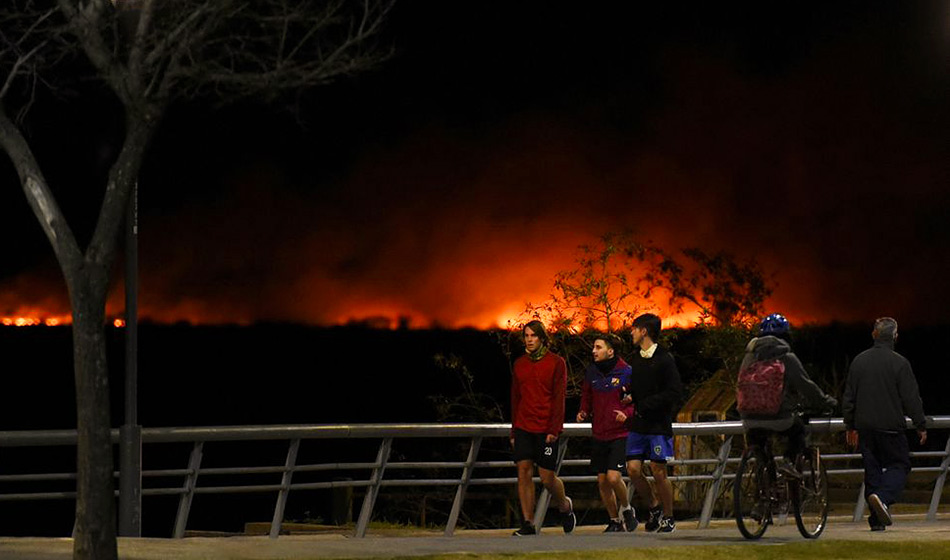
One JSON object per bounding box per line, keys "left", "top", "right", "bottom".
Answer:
{"left": 746, "top": 417, "right": 807, "bottom": 461}
{"left": 858, "top": 429, "right": 911, "bottom": 506}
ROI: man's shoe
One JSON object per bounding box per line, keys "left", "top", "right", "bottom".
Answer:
{"left": 513, "top": 522, "right": 536, "bottom": 536}
{"left": 622, "top": 507, "right": 638, "bottom": 532}
{"left": 870, "top": 523, "right": 886, "bottom": 532}
{"left": 644, "top": 505, "right": 663, "bottom": 532}
{"left": 604, "top": 520, "right": 625, "bottom": 533}
{"left": 867, "top": 494, "right": 892, "bottom": 526}
{"left": 657, "top": 516, "right": 676, "bottom": 533}
{"left": 561, "top": 497, "right": 576, "bottom": 534}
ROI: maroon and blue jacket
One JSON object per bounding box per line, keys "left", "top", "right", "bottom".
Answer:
{"left": 579, "top": 357, "right": 633, "bottom": 441}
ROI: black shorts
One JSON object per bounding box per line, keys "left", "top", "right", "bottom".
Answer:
{"left": 590, "top": 437, "right": 627, "bottom": 474}
{"left": 512, "top": 428, "right": 559, "bottom": 471}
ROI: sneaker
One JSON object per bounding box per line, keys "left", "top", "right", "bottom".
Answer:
{"left": 657, "top": 516, "right": 676, "bottom": 533}
{"left": 604, "top": 520, "right": 625, "bottom": 532}
{"left": 561, "top": 497, "right": 576, "bottom": 534}
{"left": 867, "top": 494, "right": 892, "bottom": 526}
{"left": 622, "top": 507, "right": 638, "bottom": 532}
{"left": 513, "top": 522, "right": 536, "bottom": 536}
{"left": 644, "top": 505, "right": 663, "bottom": 532}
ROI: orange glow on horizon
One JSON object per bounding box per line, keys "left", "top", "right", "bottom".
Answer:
{"left": 0, "top": 304, "right": 767, "bottom": 330}
{"left": 1, "top": 315, "right": 71, "bottom": 327}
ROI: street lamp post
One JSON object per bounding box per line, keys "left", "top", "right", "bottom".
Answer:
{"left": 119, "top": 182, "right": 142, "bottom": 536}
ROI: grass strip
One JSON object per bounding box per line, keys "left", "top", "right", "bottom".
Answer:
{"left": 391, "top": 540, "right": 950, "bottom": 560}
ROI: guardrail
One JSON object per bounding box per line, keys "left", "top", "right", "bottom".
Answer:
{"left": 0, "top": 417, "right": 947, "bottom": 538}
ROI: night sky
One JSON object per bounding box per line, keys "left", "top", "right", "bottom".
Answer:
{"left": 2, "top": 2, "right": 949, "bottom": 328}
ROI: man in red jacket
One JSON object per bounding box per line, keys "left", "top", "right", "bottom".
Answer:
{"left": 577, "top": 334, "right": 636, "bottom": 532}
{"left": 510, "top": 320, "right": 575, "bottom": 536}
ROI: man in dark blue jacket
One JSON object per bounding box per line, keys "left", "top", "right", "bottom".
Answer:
{"left": 843, "top": 317, "right": 927, "bottom": 531}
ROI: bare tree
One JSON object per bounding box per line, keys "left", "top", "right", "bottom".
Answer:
{"left": 528, "top": 231, "right": 651, "bottom": 333}
{"left": 0, "top": 1, "right": 393, "bottom": 558}
{"left": 647, "top": 247, "right": 773, "bottom": 327}
{"left": 515, "top": 232, "right": 773, "bottom": 392}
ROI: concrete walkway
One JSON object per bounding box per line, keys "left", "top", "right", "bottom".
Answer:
{"left": 2, "top": 517, "right": 949, "bottom": 560}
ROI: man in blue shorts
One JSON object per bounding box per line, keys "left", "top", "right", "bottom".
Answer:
{"left": 616, "top": 313, "right": 683, "bottom": 533}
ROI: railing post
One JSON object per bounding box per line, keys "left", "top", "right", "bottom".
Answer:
{"left": 853, "top": 482, "right": 867, "bottom": 522}
{"left": 533, "top": 436, "right": 568, "bottom": 532}
{"left": 173, "top": 441, "right": 204, "bottom": 539}
{"left": 699, "top": 435, "right": 733, "bottom": 528}
{"left": 355, "top": 437, "right": 392, "bottom": 538}
{"left": 927, "top": 436, "right": 950, "bottom": 521}
{"left": 444, "top": 436, "right": 482, "bottom": 536}
{"left": 270, "top": 438, "right": 301, "bottom": 539}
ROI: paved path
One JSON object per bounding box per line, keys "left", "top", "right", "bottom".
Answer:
{"left": 2, "top": 517, "right": 949, "bottom": 559}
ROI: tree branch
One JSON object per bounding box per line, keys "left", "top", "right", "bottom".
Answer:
{"left": 0, "top": 104, "right": 82, "bottom": 278}
{"left": 57, "top": 0, "right": 122, "bottom": 95}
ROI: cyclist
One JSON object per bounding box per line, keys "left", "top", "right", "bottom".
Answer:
{"left": 738, "top": 314, "right": 837, "bottom": 476}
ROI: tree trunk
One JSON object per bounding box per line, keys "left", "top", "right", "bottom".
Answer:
{"left": 0, "top": 104, "right": 146, "bottom": 560}
{"left": 70, "top": 272, "right": 117, "bottom": 560}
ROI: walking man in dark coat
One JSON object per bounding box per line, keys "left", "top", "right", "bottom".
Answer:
{"left": 843, "top": 317, "right": 927, "bottom": 531}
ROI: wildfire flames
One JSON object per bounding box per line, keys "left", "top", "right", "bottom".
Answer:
{"left": 1, "top": 316, "right": 65, "bottom": 327}
{"left": 0, "top": 285, "right": 777, "bottom": 331}
{"left": 0, "top": 315, "right": 123, "bottom": 328}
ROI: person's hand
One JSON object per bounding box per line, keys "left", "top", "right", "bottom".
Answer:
{"left": 919, "top": 430, "right": 928, "bottom": 445}
{"left": 545, "top": 434, "right": 558, "bottom": 444}
{"left": 510, "top": 437, "right": 515, "bottom": 449}
{"left": 620, "top": 395, "right": 632, "bottom": 405}
{"left": 846, "top": 430, "right": 859, "bottom": 450}
{"left": 825, "top": 396, "right": 838, "bottom": 413}
{"left": 614, "top": 410, "right": 627, "bottom": 423}
{"left": 576, "top": 410, "right": 589, "bottom": 422}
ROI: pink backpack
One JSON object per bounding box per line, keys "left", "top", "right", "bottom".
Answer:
{"left": 737, "top": 359, "right": 786, "bottom": 415}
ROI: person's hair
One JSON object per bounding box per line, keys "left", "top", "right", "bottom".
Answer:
{"left": 522, "top": 320, "right": 550, "bottom": 346}
{"left": 632, "top": 313, "right": 661, "bottom": 341}
{"left": 595, "top": 333, "right": 623, "bottom": 353}
{"left": 873, "top": 317, "right": 898, "bottom": 342}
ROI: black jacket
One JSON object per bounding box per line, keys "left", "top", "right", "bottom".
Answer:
{"left": 739, "top": 336, "right": 837, "bottom": 426}
{"left": 843, "top": 340, "right": 926, "bottom": 432}
{"left": 623, "top": 345, "right": 683, "bottom": 436}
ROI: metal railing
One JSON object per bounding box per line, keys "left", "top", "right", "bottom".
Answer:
{"left": 0, "top": 417, "right": 947, "bottom": 538}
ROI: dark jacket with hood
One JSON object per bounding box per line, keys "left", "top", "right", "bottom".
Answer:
{"left": 739, "top": 335, "right": 837, "bottom": 431}
{"left": 842, "top": 340, "right": 926, "bottom": 432}
{"left": 623, "top": 346, "right": 683, "bottom": 437}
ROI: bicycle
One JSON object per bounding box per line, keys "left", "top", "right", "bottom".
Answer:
{"left": 734, "top": 418, "right": 830, "bottom": 539}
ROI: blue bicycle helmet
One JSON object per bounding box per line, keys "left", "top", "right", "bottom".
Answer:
{"left": 758, "top": 313, "right": 790, "bottom": 336}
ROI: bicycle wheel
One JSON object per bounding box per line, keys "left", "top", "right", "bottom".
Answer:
{"left": 792, "top": 447, "right": 829, "bottom": 539}
{"left": 735, "top": 446, "right": 772, "bottom": 539}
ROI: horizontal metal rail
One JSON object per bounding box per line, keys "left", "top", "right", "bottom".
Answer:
{"left": 0, "top": 417, "right": 947, "bottom": 537}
